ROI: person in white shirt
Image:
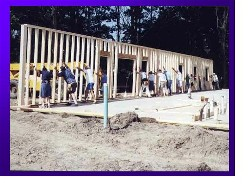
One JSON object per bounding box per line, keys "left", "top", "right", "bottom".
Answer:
{"left": 157, "top": 69, "right": 167, "bottom": 96}
{"left": 212, "top": 73, "right": 220, "bottom": 90}
{"left": 77, "top": 64, "right": 96, "bottom": 103}
{"left": 172, "top": 68, "right": 183, "bottom": 94}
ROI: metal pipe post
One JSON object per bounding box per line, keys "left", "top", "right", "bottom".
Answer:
{"left": 104, "top": 83, "right": 108, "bottom": 128}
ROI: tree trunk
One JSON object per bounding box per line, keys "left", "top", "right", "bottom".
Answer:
{"left": 116, "top": 6, "right": 121, "bottom": 42}
{"left": 52, "top": 6, "right": 57, "bottom": 29}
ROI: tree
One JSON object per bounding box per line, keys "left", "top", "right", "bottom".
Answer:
{"left": 215, "top": 7, "right": 229, "bottom": 88}
{"left": 10, "top": 6, "right": 229, "bottom": 88}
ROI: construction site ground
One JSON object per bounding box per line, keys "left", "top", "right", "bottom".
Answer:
{"left": 10, "top": 89, "right": 230, "bottom": 171}
{"left": 13, "top": 89, "right": 229, "bottom": 131}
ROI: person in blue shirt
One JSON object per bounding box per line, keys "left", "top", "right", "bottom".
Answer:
{"left": 148, "top": 71, "right": 155, "bottom": 95}
{"left": 55, "top": 63, "right": 78, "bottom": 106}
{"left": 101, "top": 70, "right": 107, "bottom": 94}
{"left": 33, "top": 65, "right": 52, "bottom": 108}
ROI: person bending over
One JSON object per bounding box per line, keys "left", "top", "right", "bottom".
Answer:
{"left": 55, "top": 63, "right": 78, "bottom": 106}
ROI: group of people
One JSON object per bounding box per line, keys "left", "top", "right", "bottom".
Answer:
{"left": 34, "top": 63, "right": 221, "bottom": 108}
{"left": 137, "top": 67, "right": 182, "bottom": 98}
{"left": 33, "top": 63, "right": 107, "bottom": 108}
{"left": 138, "top": 68, "right": 222, "bottom": 99}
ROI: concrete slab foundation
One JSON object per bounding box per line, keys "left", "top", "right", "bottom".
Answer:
{"left": 12, "top": 89, "right": 229, "bottom": 131}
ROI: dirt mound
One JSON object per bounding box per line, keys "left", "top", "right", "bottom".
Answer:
{"left": 139, "top": 117, "right": 157, "bottom": 123}
{"left": 188, "top": 162, "right": 212, "bottom": 171}
{"left": 109, "top": 112, "right": 139, "bottom": 130}
{"left": 61, "top": 113, "right": 72, "bottom": 118}
{"left": 150, "top": 125, "right": 229, "bottom": 158}
{"left": 197, "top": 162, "right": 212, "bottom": 171}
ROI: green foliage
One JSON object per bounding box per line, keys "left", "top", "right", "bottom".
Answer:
{"left": 11, "top": 6, "right": 229, "bottom": 87}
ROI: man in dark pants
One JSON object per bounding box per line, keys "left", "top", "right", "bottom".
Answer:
{"left": 198, "top": 75, "right": 202, "bottom": 91}
{"left": 33, "top": 65, "right": 52, "bottom": 108}
{"left": 55, "top": 63, "right": 78, "bottom": 106}
{"left": 185, "top": 73, "right": 190, "bottom": 93}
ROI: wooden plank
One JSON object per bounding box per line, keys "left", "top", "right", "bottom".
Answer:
{"left": 167, "top": 52, "right": 170, "bottom": 74}
{"left": 100, "top": 50, "right": 110, "bottom": 57}
{"left": 18, "top": 25, "right": 27, "bottom": 106}
{"left": 131, "top": 47, "right": 136, "bottom": 96}
{"left": 149, "top": 50, "right": 154, "bottom": 72}
{"left": 113, "top": 43, "right": 119, "bottom": 98}
{"left": 159, "top": 53, "right": 162, "bottom": 70}
{"left": 90, "top": 38, "right": 95, "bottom": 71}
{"left": 100, "top": 40, "right": 104, "bottom": 51}
{"left": 135, "top": 48, "right": 141, "bottom": 96}
{"left": 58, "top": 33, "right": 64, "bottom": 103}
{"left": 40, "top": 30, "right": 46, "bottom": 71}
{"left": 118, "top": 53, "right": 136, "bottom": 60}
{"left": 162, "top": 53, "right": 165, "bottom": 69}
{"left": 39, "top": 29, "right": 46, "bottom": 104}
{"left": 146, "top": 49, "right": 150, "bottom": 74}
{"left": 129, "top": 45, "right": 132, "bottom": 55}
{"left": 75, "top": 36, "right": 80, "bottom": 98}
{"left": 78, "top": 37, "right": 85, "bottom": 100}
{"left": 70, "top": 35, "right": 75, "bottom": 71}
{"left": 125, "top": 45, "right": 128, "bottom": 54}
{"left": 183, "top": 56, "right": 186, "bottom": 82}
{"left": 103, "top": 41, "right": 107, "bottom": 51}
{"left": 32, "top": 29, "right": 39, "bottom": 105}
{"left": 165, "top": 52, "right": 167, "bottom": 72}
{"left": 142, "top": 48, "right": 146, "bottom": 57}
{"left": 132, "top": 58, "right": 136, "bottom": 96}
{"left": 169, "top": 53, "right": 173, "bottom": 92}
{"left": 175, "top": 54, "right": 178, "bottom": 92}
{"left": 118, "top": 43, "right": 121, "bottom": 53}
{"left": 109, "top": 42, "right": 114, "bottom": 98}
{"left": 121, "top": 44, "right": 125, "bottom": 54}
{"left": 94, "top": 40, "right": 100, "bottom": 99}
{"left": 63, "top": 35, "right": 70, "bottom": 102}
{"left": 173, "top": 53, "right": 177, "bottom": 92}
{"left": 47, "top": 31, "right": 52, "bottom": 70}
{"left": 86, "top": 38, "right": 90, "bottom": 67}
{"left": 107, "top": 42, "right": 111, "bottom": 97}
{"left": 25, "top": 27, "right": 32, "bottom": 106}
{"left": 155, "top": 50, "right": 159, "bottom": 94}
{"left": 52, "top": 32, "right": 58, "bottom": 103}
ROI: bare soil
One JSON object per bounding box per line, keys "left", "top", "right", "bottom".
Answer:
{"left": 10, "top": 100, "right": 229, "bottom": 171}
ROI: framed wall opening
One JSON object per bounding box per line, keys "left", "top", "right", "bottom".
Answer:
{"left": 205, "top": 67, "right": 209, "bottom": 81}
{"left": 179, "top": 64, "right": 183, "bottom": 73}
{"left": 117, "top": 59, "right": 134, "bottom": 93}
{"left": 194, "top": 66, "right": 197, "bottom": 80}
{"left": 142, "top": 61, "right": 147, "bottom": 72}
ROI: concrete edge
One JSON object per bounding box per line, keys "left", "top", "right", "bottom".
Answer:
{"left": 15, "top": 106, "right": 112, "bottom": 118}
{"left": 13, "top": 106, "right": 228, "bottom": 131}
{"left": 157, "top": 119, "right": 229, "bottom": 131}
